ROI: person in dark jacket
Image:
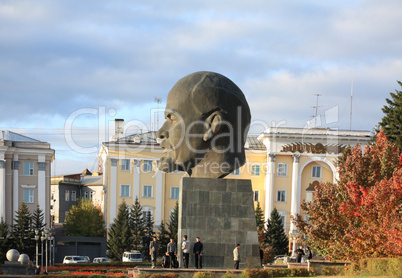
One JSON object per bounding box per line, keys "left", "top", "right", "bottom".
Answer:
{"left": 193, "top": 237, "right": 203, "bottom": 269}
{"left": 296, "top": 246, "right": 305, "bottom": 263}
{"left": 306, "top": 246, "right": 313, "bottom": 260}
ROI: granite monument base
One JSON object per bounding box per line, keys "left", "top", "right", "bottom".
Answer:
{"left": 178, "top": 177, "right": 261, "bottom": 269}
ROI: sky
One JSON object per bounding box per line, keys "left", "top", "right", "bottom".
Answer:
{"left": 1, "top": 0, "right": 402, "bottom": 175}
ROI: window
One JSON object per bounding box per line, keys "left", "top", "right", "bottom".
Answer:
{"left": 277, "top": 190, "right": 286, "bottom": 202}
{"left": 232, "top": 168, "right": 240, "bottom": 175}
{"left": 84, "top": 191, "right": 89, "bottom": 200}
{"left": 251, "top": 165, "right": 260, "bottom": 176}
{"left": 306, "top": 191, "right": 314, "bottom": 202}
{"left": 64, "top": 211, "right": 69, "bottom": 222}
{"left": 65, "top": 190, "right": 70, "bottom": 201}
{"left": 71, "top": 191, "right": 76, "bottom": 201}
{"left": 142, "top": 206, "right": 154, "bottom": 219}
{"left": 23, "top": 189, "right": 34, "bottom": 203}
{"left": 90, "top": 191, "right": 95, "bottom": 199}
{"left": 312, "top": 165, "right": 322, "bottom": 178}
{"left": 121, "top": 159, "right": 130, "bottom": 171}
{"left": 143, "top": 160, "right": 153, "bottom": 172}
{"left": 253, "top": 190, "right": 260, "bottom": 202}
{"left": 143, "top": 185, "right": 153, "bottom": 198}
{"left": 23, "top": 162, "right": 34, "bottom": 176}
{"left": 170, "top": 187, "right": 179, "bottom": 199}
{"left": 279, "top": 213, "right": 286, "bottom": 228}
{"left": 121, "top": 185, "right": 130, "bottom": 197}
{"left": 277, "top": 163, "right": 288, "bottom": 177}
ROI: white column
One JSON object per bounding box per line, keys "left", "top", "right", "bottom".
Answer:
{"left": 0, "top": 155, "right": 5, "bottom": 220}
{"left": 155, "top": 167, "right": 162, "bottom": 226}
{"left": 110, "top": 159, "right": 117, "bottom": 224}
{"left": 133, "top": 160, "right": 140, "bottom": 202}
{"left": 264, "top": 154, "right": 275, "bottom": 221}
{"left": 38, "top": 156, "right": 46, "bottom": 223}
{"left": 290, "top": 154, "right": 300, "bottom": 234}
{"left": 13, "top": 155, "right": 19, "bottom": 222}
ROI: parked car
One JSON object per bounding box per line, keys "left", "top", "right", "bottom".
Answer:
{"left": 122, "top": 251, "right": 143, "bottom": 262}
{"left": 63, "top": 256, "right": 87, "bottom": 264}
{"left": 82, "top": 256, "right": 90, "bottom": 263}
{"left": 93, "top": 257, "right": 110, "bottom": 263}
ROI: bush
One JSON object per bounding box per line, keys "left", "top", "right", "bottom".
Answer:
{"left": 364, "top": 257, "right": 402, "bottom": 276}
{"left": 138, "top": 274, "right": 178, "bottom": 278}
{"left": 321, "top": 266, "right": 344, "bottom": 276}
{"left": 240, "top": 268, "right": 314, "bottom": 278}
{"left": 193, "top": 272, "right": 212, "bottom": 278}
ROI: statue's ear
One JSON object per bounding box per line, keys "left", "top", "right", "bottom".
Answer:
{"left": 203, "top": 111, "right": 223, "bottom": 141}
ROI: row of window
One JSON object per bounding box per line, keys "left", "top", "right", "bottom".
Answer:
{"left": 64, "top": 190, "right": 97, "bottom": 201}
{"left": 120, "top": 185, "right": 180, "bottom": 199}
{"left": 121, "top": 160, "right": 154, "bottom": 172}
{"left": 120, "top": 159, "right": 323, "bottom": 179}
{"left": 232, "top": 164, "right": 322, "bottom": 178}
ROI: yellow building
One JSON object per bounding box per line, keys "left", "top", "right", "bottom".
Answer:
{"left": 99, "top": 120, "right": 371, "bottom": 254}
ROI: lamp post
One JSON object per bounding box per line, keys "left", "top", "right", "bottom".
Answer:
{"left": 34, "top": 229, "right": 40, "bottom": 266}
{"left": 44, "top": 228, "right": 49, "bottom": 273}
{"left": 40, "top": 231, "right": 46, "bottom": 271}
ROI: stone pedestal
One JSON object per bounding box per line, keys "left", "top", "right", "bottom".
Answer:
{"left": 178, "top": 177, "right": 261, "bottom": 269}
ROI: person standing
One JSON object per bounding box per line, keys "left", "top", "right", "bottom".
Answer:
{"left": 193, "top": 237, "right": 203, "bottom": 269}
{"left": 306, "top": 246, "right": 313, "bottom": 260}
{"left": 233, "top": 243, "right": 240, "bottom": 269}
{"left": 182, "top": 235, "right": 190, "bottom": 268}
{"left": 149, "top": 237, "right": 159, "bottom": 269}
{"left": 296, "top": 246, "right": 305, "bottom": 263}
{"left": 259, "top": 247, "right": 264, "bottom": 267}
{"left": 167, "top": 238, "right": 177, "bottom": 268}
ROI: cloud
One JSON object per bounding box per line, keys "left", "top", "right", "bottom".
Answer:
{"left": 1, "top": 0, "right": 402, "bottom": 174}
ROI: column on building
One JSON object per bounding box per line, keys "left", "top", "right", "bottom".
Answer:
{"left": 289, "top": 153, "right": 300, "bottom": 257}
{"left": 38, "top": 156, "right": 46, "bottom": 224}
{"left": 109, "top": 158, "right": 118, "bottom": 225}
{"left": 0, "top": 154, "right": 5, "bottom": 220}
{"left": 133, "top": 159, "right": 140, "bottom": 202}
{"left": 13, "top": 155, "right": 19, "bottom": 221}
{"left": 264, "top": 154, "right": 275, "bottom": 221}
{"left": 155, "top": 167, "right": 162, "bottom": 227}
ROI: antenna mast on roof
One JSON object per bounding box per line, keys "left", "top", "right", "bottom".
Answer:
{"left": 350, "top": 77, "right": 353, "bottom": 130}
{"left": 154, "top": 96, "right": 162, "bottom": 132}
{"left": 312, "top": 94, "right": 323, "bottom": 128}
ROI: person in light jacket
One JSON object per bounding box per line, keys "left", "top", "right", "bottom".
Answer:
{"left": 167, "top": 238, "right": 177, "bottom": 268}
{"left": 182, "top": 235, "right": 190, "bottom": 268}
{"left": 233, "top": 243, "right": 240, "bottom": 269}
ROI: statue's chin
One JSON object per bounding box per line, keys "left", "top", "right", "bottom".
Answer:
{"left": 158, "top": 156, "right": 180, "bottom": 172}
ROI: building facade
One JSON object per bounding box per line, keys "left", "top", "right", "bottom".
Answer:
{"left": 99, "top": 121, "right": 371, "bottom": 252}
{"left": 0, "top": 130, "right": 54, "bottom": 226}
{"left": 51, "top": 170, "right": 104, "bottom": 224}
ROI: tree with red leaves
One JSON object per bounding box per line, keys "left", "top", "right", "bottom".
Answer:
{"left": 292, "top": 131, "right": 402, "bottom": 262}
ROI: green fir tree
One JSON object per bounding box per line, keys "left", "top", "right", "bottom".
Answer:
{"left": 107, "top": 202, "right": 131, "bottom": 261}
{"left": 142, "top": 211, "right": 155, "bottom": 260}
{"left": 255, "top": 202, "right": 265, "bottom": 231}
{"left": 129, "top": 197, "right": 144, "bottom": 251}
{"left": 168, "top": 201, "right": 178, "bottom": 243}
{"left": 378, "top": 80, "right": 402, "bottom": 148}
{"left": 12, "top": 202, "right": 35, "bottom": 258}
{"left": 157, "top": 220, "right": 170, "bottom": 255}
{"left": 0, "top": 218, "right": 10, "bottom": 263}
{"left": 265, "top": 208, "right": 289, "bottom": 255}
{"left": 32, "top": 205, "right": 46, "bottom": 234}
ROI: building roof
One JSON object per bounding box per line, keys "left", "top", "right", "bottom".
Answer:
{"left": 82, "top": 175, "right": 103, "bottom": 186}
{"left": 112, "top": 131, "right": 266, "bottom": 151}
{"left": 0, "top": 130, "right": 43, "bottom": 143}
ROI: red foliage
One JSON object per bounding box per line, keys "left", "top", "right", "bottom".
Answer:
{"left": 293, "top": 131, "right": 402, "bottom": 262}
